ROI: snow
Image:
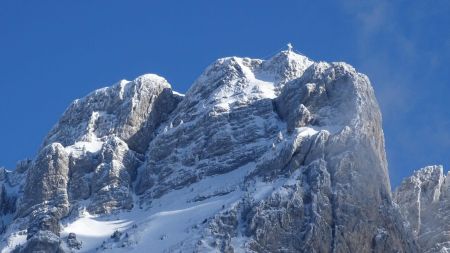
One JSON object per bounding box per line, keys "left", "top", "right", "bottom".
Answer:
{"left": 172, "top": 90, "right": 185, "bottom": 97}
{"left": 0, "top": 224, "right": 27, "bottom": 253}
{"left": 64, "top": 139, "right": 104, "bottom": 157}
{"left": 61, "top": 211, "right": 133, "bottom": 251}
{"left": 118, "top": 80, "right": 132, "bottom": 100}
{"left": 251, "top": 179, "right": 284, "bottom": 202}
{"left": 296, "top": 126, "right": 319, "bottom": 136}
{"left": 1, "top": 233, "right": 26, "bottom": 252}
{"left": 236, "top": 58, "right": 277, "bottom": 99}
{"left": 134, "top": 74, "right": 168, "bottom": 86}
{"left": 210, "top": 57, "right": 277, "bottom": 111}
{"left": 58, "top": 163, "right": 256, "bottom": 252}
{"left": 108, "top": 196, "right": 239, "bottom": 253}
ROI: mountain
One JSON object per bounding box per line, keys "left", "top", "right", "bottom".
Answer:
{"left": 395, "top": 165, "right": 450, "bottom": 253}
{"left": 0, "top": 48, "right": 422, "bottom": 252}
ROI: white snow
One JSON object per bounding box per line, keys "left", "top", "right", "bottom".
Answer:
{"left": 118, "top": 80, "right": 132, "bottom": 100}
{"left": 0, "top": 222, "right": 27, "bottom": 253}
{"left": 0, "top": 233, "right": 26, "bottom": 253}
{"left": 64, "top": 139, "right": 104, "bottom": 157}
{"left": 58, "top": 163, "right": 256, "bottom": 252}
{"left": 236, "top": 58, "right": 277, "bottom": 99}
{"left": 210, "top": 57, "right": 277, "bottom": 112}
{"left": 172, "top": 90, "right": 185, "bottom": 97}
{"left": 251, "top": 179, "right": 284, "bottom": 202}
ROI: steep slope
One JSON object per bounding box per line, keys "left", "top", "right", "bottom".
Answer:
{"left": 0, "top": 49, "right": 418, "bottom": 252}
{"left": 1, "top": 75, "right": 182, "bottom": 252}
{"left": 395, "top": 165, "right": 450, "bottom": 253}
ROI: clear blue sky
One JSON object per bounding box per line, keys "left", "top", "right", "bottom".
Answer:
{"left": 0, "top": 0, "right": 448, "bottom": 186}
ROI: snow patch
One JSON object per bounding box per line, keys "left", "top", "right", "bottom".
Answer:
{"left": 64, "top": 139, "right": 104, "bottom": 157}
{"left": 59, "top": 163, "right": 256, "bottom": 252}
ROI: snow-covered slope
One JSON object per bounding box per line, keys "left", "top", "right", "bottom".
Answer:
{"left": 0, "top": 48, "right": 420, "bottom": 252}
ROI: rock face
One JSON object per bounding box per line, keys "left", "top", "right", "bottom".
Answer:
{"left": 66, "top": 233, "right": 82, "bottom": 250}
{"left": 0, "top": 49, "right": 423, "bottom": 252}
{"left": 0, "top": 74, "right": 182, "bottom": 252}
{"left": 135, "top": 54, "right": 313, "bottom": 197}
{"left": 37, "top": 74, "right": 182, "bottom": 216}
{"left": 395, "top": 165, "right": 450, "bottom": 253}
{"left": 43, "top": 74, "right": 181, "bottom": 153}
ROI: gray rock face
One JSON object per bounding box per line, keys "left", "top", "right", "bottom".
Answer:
{"left": 0, "top": 49, "right": 425, "bottom": 252}
{"left": 136, "top": 54, "right": 308, "bottom": 197}
{"left": 66, "top": 232, "right": 82, "bottom": 250}
{"left": 395, "top": 165, "right": 450, "bottom": 253}
{"left": 34, "top": 73, "right": 181, "bottom": 216}
{"left": 1, "top": 74, "right": 182, "bottom": 251}
{"left": 132, "top": 51, "right": 416, "bottom": 252}
{"left": 15, "top": 230, "right": 64, "bottom": 253}
{"left": 43, "top": 74, "right": 181, "bottom": 153}
{"left": 85, "top": 136, "right": 142, "bottom": 214}
{"left": 12, "top": 143, "right": 68, "bottom": 253}
{"left": 194, "top": 58, "right": 417, "bottom": 253}
{"left": 19, "top": 143, "right": 69, "bottom": 223}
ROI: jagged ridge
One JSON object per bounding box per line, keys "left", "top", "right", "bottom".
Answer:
{"left": 395, "top": 165, "right": 450, "bottom": 253}
{"left": 0, "top": 49, "right": 421, "bottom": 252}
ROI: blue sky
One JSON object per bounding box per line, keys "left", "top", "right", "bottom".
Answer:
{"left": 0, "top": 0, "right": 448, "bottom": 186}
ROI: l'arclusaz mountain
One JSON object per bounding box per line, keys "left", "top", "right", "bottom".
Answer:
{"left": 0, "top": 48, "right": 447, "bottom": 253}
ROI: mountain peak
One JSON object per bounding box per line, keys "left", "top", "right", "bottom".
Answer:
{"left": 133, "top": 73, "right": 171, "bottom": 89}
{"left": 395, "top": 165, "right": 450, "bottom": 252}
{"left": 1, "top": 49, "right": 419, "bottom": 253}
{"left": 262, "top": 47, "right": 313, "bottom": 83}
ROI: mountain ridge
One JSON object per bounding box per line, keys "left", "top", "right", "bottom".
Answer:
{"left": 0, "top": 48, "right": 440, "bottom": 252}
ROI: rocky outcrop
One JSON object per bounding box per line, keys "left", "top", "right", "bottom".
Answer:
{"left": 135, "top": 54, "right": 307, "bottom": 197}
{"left": 194, "top": 57, "right": 417, "bottom": 253}
{"left": 86, "top": 136, "right": 142, "bottom": 214}
{"left": 395, "top": 165, "right": 450, "bottom": 253}
{"left": 39, "top": 73, "right": 181, "bottom": 214}
{"left": 0, "top": 49, "right": 425, "bottom": 252}
{"left": 19, "top": 143, "right": 69, "bottom": 227}
{"left": 2, "top": 74, "right": 182, "bottom": 251}
{"left": 132, "top": 51, "right": 417, "bottom": 252}
{"left": 15, "top": 231, "right": 65, "bottom": 253}
{"left": 66, "top": 232, "right": 82, "bottom": 250}
{"left": 43, "top": 74, "right": 181, "bottom": 153}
